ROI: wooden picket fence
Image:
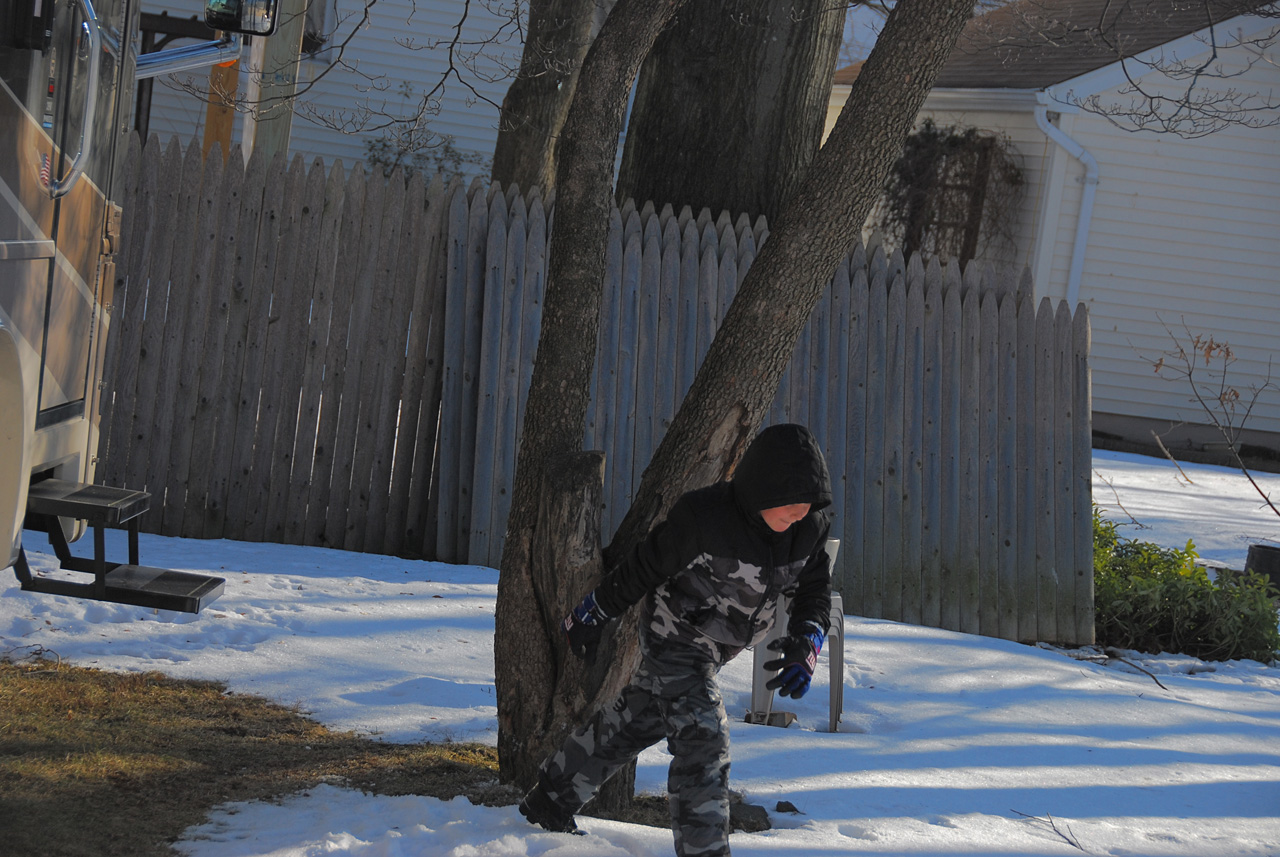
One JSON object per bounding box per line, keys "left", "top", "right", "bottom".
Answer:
{"left": 98, "top": 135, "right": 1093, "bottom": 645}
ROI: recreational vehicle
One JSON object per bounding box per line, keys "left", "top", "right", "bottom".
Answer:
{"left": 1, "top": 0, "right": 272, "bottom": 611}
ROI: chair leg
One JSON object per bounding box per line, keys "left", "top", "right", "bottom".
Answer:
{"left": 829, "top": 594, "right": 845, "bottom": 732}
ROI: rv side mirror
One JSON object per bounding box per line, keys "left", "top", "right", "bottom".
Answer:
{"left": 204, "top": 0, "right": 277, "bottom": 36}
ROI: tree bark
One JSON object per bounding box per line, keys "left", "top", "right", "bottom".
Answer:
{"left": 615, "top": 0, "right": 844, "bottom": 221}
{"left": 494, "top": 0, "right": 690, "bottom": 791}
{"left": 490, "top": 0, "right": 599, "bottom": 195}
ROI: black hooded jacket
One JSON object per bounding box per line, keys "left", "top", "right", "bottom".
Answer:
{"left": 594, "top": 424, "right": 834, "bottom": 666}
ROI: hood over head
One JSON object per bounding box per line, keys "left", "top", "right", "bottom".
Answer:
{"left": 732, "top": 423, "right": 832, "bottom": 515}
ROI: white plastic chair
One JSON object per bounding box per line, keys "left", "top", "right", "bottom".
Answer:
{"left": 747, "top": 539, "right": 845, "bottom": 732}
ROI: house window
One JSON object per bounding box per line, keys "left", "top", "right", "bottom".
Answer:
{"left": 873, "top": 120, "right": 1023, "bottom": 267}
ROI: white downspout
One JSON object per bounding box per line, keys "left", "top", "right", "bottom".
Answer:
{"left": 1034, "top": 93, "right": 1098, "bottom": 306}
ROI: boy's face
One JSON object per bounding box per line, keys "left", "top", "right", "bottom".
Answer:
{"left": 759, "top": 503, "right": 811, "bottom": 533}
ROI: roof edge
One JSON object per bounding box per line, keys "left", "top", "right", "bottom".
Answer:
{"left": 1045, "top": 9, "right": 1280, "bottom": 100}
{"left": 924, "top": 88, "right": 1046, "bottom": 112}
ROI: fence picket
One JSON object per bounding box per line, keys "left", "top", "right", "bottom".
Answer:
{"left": 1034, "top": 297, "right": 1058, "bottom": 643}
{"left": 224, "top": 150, "right": 288, "bottom": 542}
{"left": 901, "top": 278, "right": 925, "bottom": 626}
{"left": 882, "top": 274, "right": 906, "bottom": 623}
{"left": 262, "top": 157, "right": 325, "bottom": 544}
{"left": 842, "top": 262, "right": 869, "bottom": 608}
{"left": 144, "top": 140, "right": 205, "bottom": 530}
{"left": 936, "top": 279, "right": 961, "bottom": 631}
{"left": 468, "top": 191, "right": 510, "bottom": 563}
{"left": 304, "top": 162, "right": 366, "bottom": 547}
{"left": 1054, "top": 301, "right": 1076, "bottom": 643}
{"left": 360, "top": 169, "right": 416, "bottom": 553}
{"left": 920, "top": 280, "right": 943, "bottom": 629}
{"left": 1016, "top": 294, "right": 1039, "bottom": 642}
{"left": 997, "top": 294, "right": 1020, "bottom": 640}
{"left": 1073, "top": 306, "right": 1094, "bottom": 645}
{"left": 101, "top": 134, "right": 155, "bottom": 492}
{"left": 863, "top": 264, "right": 887, "bottom": 619}
{"left": 410, "top": 178, "right": 462, "bottom": 559}
{"left": 122, "top": 137, "right": 181, "bottom": 498}
{"left": 957, "top": 287, "right": 981, "bottom": 635}
{"left": 435, "top": 185, "right": 471, "bottom": 561}
{"left": 203, "top": 145, "right": 266, "bottom": 539}
{"left": 283, "top": 161, "right": 347, "bottom": 545}
{"left": 634, "top": 225, "right": 664, "bottom": 494}
{"left": 978, "top": 292, "right": 1001, "bottom": 637}
{"left": 174, "top": 147, "right": 236, "bottom": 536}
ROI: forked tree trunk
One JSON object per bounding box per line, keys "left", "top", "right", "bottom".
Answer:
{"left": 494, "top": 0, "right": 691, "bottom": 794}
{"left": 502, "top": 451, "right": 641, "bottom": 808}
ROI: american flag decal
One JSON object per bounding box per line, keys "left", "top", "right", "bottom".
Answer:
{"left": 39, "top": 153, "right": 51, "bottom": 188}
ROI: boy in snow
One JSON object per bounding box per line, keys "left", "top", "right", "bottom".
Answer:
{"left": 518, "top": 423, "right": 834, "bottom": 857}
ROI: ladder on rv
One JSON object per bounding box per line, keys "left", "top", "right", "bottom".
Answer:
{"left": 12, "top": 480, "right": 224, "bottom": 613}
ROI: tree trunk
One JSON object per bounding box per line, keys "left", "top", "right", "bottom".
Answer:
{"left": 490, "top": 0, "right": 599, "bottom": 195}
{"left": 494, "top": 0, "right": 690, "bottom": 791}
{"left": 615, "top": 0, "right": 844, "bottom": 221}
{"left": 499, "top": 451, "right": 642, "bottom": 789}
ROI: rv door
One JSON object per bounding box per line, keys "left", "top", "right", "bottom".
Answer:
{"left": 1, "top": 0, "right": 135, "bottom": 566}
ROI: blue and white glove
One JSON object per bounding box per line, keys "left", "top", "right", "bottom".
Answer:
{"left": 764, "top": 621, "right": 825, "bottom": 699}
{"left": 563, "top": 590, "right": 611, "bottom": 661}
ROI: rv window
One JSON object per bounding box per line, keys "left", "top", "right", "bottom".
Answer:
{"left": 204, "top": 0, "right": 277, "bottom": 36}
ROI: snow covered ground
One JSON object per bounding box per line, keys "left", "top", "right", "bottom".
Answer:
{"left": 2, "top": 449, "right": 1278, "bottom": 856}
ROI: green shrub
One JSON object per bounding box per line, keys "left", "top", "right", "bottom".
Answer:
{"left": 1093, "top": 509, "right": 1280, "bottom": 663}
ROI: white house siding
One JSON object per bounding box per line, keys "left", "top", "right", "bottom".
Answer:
{"left": 1068, "top": 105, "right": 1280, "bottom": 440}
{"left": 137, "top": 0, "right": 520, "bottom": 176}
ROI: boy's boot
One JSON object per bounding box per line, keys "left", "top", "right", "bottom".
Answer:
{"left": 518, "top": 780, "right": 582, "bottom": 835}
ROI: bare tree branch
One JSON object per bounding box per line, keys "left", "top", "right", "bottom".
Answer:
{"left": 1140, "top": 316, "right": 1280, "bottom": 520}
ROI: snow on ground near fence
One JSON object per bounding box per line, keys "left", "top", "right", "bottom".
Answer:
{"left": 2, "top": 450, "right": 1278, "bottom": 855}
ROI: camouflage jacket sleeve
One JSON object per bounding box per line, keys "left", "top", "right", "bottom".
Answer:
{"left": 593, "top": 495, "right": 703, "bottom": 618}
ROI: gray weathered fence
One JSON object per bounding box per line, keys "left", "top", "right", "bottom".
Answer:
{"left": 100, "top": 136, "right": 1093, "bottom": 645}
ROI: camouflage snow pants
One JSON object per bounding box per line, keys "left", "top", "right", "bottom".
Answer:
{"left": 537, "top": 655, "right": 732, "bottom": 857}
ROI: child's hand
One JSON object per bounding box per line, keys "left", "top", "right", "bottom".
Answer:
{"left": 763, "top": 629, "right": 823, "bottom": 699}
{"left": 563, "top": 590, "right": 610, "bottom": 661}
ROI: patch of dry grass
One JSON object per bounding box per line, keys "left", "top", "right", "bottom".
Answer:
{"left": 0, "top": 656, "right": 512, "bottom": 856}
{"left": 0, "top": 654, "right": 759, "bottom": 856}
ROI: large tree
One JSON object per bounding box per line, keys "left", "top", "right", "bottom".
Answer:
{"left": 494, "top": 0, "right": 977, "bottom": 793}
{"left": 493, "top": 0, "right": 693, "bottom": 791}
{"left": 615, "top": 0, "right": 845, "bottom": 220}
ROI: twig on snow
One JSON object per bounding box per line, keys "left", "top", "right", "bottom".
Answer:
{"left": 1012, "top": 810, "right": 1088, "bottom": 852}
{"left": 1149, "top": 429, "right": 1195, "bottom": 485}
{"left": 1092, "top": 471, "right": 1147, "bottom": 528}
{"left": 1104, "top": 647, "right": 1170, "bottom": 690}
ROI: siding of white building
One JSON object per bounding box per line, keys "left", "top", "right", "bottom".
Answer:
{"left": 1067, "top": 103, "right": 1280, "bottom": 440}
{"left": 138, "top": 0, "right": 520, "bottom": 176}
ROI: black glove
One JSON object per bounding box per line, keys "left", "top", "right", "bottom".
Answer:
{"left": 764, "top": 624, "right": 824, "bottom": 699}
{"left": 563, "top": 590, "right": 611, "bottom": 661}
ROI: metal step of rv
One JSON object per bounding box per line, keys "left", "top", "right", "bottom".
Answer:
{"left": 17, "top": 479, "right": 225, "bottom": 614}
{"left": 25, "top": 479, "right": 151, "bottom": 526}
{"left": 18, "top": 562, "right": 226, "bottom": 614}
